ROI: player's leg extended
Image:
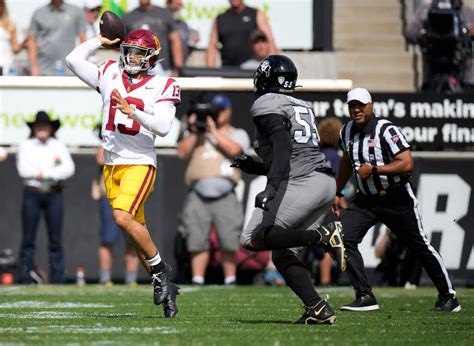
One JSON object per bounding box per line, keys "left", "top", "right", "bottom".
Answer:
{"left": 241, "top": 172, "right": 345, "bottom": 271}
{"left": 273, "top": 250, "right": 336, "bottom": 324}
{"left": 104, "top": 164, "right": 171, "bottom": 305}
{"left": 109, "top": 165, "right": 157, "bottom": 258}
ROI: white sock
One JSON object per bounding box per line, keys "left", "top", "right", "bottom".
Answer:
{"left": 192, "top": 276, "right": 205, "bottom": 285}
{"left": 146, "top": 252, "right": 162, "bottom": 267}
{"left": 225, "top": 276, "right": 236, "bottom": 285}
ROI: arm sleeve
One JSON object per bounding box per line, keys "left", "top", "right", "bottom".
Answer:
{"left": 65, "top": 38, "right": 102, "bottom": 89}
{"left": 381, "top": 125, "right": 411, "bottom": 156}
{"left": 254, "top": 114, "right": 292, "bottom": 190}
{"left": 16, "top": 143, "right": 40, "bottom": 179}
{"left": 131, "top": 101, "right": 176, "bottom": 137}
{"left": 30, "top": 12, "right": 40, "bottom": 37}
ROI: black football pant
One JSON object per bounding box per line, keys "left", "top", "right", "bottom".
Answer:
{"left": 340, "top": 184, "right": 456, "bottom": 298}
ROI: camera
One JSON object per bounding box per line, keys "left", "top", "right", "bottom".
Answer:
{"left": 188, "top": 102, "right": 218, "bottom": 132}
{"left": 423, "top": 0, "right": 472, "bottom": 91}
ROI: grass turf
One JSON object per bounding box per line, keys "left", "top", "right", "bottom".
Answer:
{"left": 0, "top": 285, "right": 472, "bottom": 345}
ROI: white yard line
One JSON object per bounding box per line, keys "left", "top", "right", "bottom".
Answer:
{"left": 0, "top": 325, "right": 179, "bottom": 334}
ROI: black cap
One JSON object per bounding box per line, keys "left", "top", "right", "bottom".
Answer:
{"left": 250, "top": 30, "right": 268, "bottom": 43}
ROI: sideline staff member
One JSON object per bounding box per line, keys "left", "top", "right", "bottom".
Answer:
{"left": 333, "top": 88, "right": 460, "bottom": 312}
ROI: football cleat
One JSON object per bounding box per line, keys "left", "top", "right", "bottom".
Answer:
{"left": 316, "top": 221, "right": 346, "bottom": 272}
{"left": 295, "top": 298, "right": 336, "bottom": 325}
{"left": 340, "top": 294, "right": 379, "bottom": 311}
{"left": 151, "top": 263, "right": 172, "bottom": 305}
{"left": 163, "top": 282, "right": 180, "bottom": 318}
{"left": 432, "top": 296, "right": 461, "bottom": 312}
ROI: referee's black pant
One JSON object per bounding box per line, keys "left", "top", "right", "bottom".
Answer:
{"left": 340, "top": 183, "right": 456, "bottom": 298}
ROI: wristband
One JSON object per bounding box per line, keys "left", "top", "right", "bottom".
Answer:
{"left": 336, "top": 191, "right": 344, "bottom": 198}
{"left": 372, "top": 165, "right": 378, "bottom": 176}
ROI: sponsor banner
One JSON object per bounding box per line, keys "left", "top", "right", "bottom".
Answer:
{"left": 183, "top": 91, "right": 474, "bottom": 150}
{"left": 2, "top": 82, "right": 474, "bottom": 149}
{"left": 310, "top": 92, "right": 474, "bottom": 150}
{"left": 9, "top": 0, "right": 313, "bottom": 50}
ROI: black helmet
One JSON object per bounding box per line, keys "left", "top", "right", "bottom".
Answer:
{"left": 253, "top": 55, "right": 298, "bottom": 95}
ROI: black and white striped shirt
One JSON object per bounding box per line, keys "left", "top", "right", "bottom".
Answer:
{"left": 339, "top": 114, "right": 411, "bottom": 195}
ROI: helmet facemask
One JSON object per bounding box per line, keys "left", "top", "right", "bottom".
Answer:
{"left": 120, "top": 45, "right": 159, "bottom": 75}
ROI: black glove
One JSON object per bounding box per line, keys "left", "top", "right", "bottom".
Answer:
{"left": 231, "top": 155, "right": 267, "bottom": 175}
{"left": 255, "top": 185, "right": 276, "bottom": 211}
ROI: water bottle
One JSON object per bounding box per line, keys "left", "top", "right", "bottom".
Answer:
{"left": 54, "top": 60, "right": 64, "bottom": 76}
{"left": 76, "top": 267, "right": 86, "bottom": 286}
{"left": 8, "top": 66, "right": 17, "bottom": 76}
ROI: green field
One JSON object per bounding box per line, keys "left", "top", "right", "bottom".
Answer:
{"left": 0, "top": 285, "right": 472, "bottom": 345}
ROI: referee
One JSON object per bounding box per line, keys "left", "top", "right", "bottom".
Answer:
{"left": 333, "top": 88, "right": 461, "bottom": 312}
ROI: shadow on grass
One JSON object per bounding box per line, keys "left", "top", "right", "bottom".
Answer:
{"left": 232, "top": 319, "right": 294, "bottom": 325}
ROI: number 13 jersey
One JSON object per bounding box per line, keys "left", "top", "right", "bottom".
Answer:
{"left": 98, "top": 60, "right": 181, "bottom": 167}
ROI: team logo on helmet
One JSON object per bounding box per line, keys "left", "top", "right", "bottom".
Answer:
{"left": 153, "top": 35, "right": 160, "bottom": 49}
{"left": 259, "top": 60, "right": 271, "bottom": 77}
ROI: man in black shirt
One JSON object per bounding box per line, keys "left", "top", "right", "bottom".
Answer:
{"left": 206, "top": 0, "right": 277, "bottom": 67}
{"left": 333, "top": 88, "right": 461, "bottom": 313}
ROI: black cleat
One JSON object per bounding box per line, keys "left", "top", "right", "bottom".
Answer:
{"left": 432, "top": 296, "right": 461, "bottom": 312}
{"left": 340, "top": 294, "right": 379, "bottom": 312}
{"left": 151, "top": 263, "right": 172, "bottom": 305}
{"left": 163, "top": 283, "right": 180, "bottom": 318}
{"left": 295, "top": 299, "right": 336, "bottom": 325}
{"left": 316, "top": 221, "right": 346, "bottom": 272}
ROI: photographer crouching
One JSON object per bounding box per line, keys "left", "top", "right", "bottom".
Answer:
{"left": 405, "top": 0, "right": 474, "bottom": 92}
{"left": 177, "top": 94, "right": 251, "bottom": 285}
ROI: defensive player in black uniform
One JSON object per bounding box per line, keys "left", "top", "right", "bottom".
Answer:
{"left": 333, "top": 87, "right": 460, "bottom": 312}
{"left": 232, "top": 55, "right": 345, "bottom": 324}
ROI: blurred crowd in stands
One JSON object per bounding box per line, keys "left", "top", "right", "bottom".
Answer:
{"left": 1, "top": 0, "right": 473, "bottom": 93}
{"left": 0, "top": 0, "right": 278, "bottom": 78}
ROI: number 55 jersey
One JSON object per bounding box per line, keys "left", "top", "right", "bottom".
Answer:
{"left": 98, "top": 60, "right": 181, "bottom": 167}
{"left": 250, "top": 93, "right": 330, "bottom": 179}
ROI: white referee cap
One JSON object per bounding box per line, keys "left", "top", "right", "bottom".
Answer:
{"left": 347, "top": 88, "right": 372, "bottom": 104}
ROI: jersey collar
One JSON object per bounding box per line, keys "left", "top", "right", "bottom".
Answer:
{"left": 121, "top": 71, "right": 154, "bottom": 93}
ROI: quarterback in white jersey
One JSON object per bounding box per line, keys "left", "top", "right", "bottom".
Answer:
{"left": 66, "top": 32, "right": 180, "bottom": 167}
{"left": 66, "top": 29, "right": 180, "bottom": 318}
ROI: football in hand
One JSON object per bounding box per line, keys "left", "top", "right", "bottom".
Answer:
{"left": 99, "top": 11, "right": 125, "bottom": 48}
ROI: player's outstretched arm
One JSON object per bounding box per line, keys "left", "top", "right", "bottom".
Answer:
{"left": 231, "top": 155, "right": 267, "bottom": 175}
{"left": 65, "top": 35, "right": 119, "bottom": 89}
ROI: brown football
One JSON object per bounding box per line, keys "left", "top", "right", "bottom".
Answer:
{"left": 99, "top": 11, "right": 125, "bottom": 48}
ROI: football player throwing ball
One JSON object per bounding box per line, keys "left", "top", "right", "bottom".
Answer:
{"left": 66, "top": 29, "right": 181, "bottom": 318}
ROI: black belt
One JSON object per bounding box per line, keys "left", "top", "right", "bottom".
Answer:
{"left": 25, "top": 185, "right": 63, "bottom": 193}
{"left": 359, "top": 183, "right": 407, "bottom": 199}
{"left": 315, "top": 166, "right": 334, "bottom": 177}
